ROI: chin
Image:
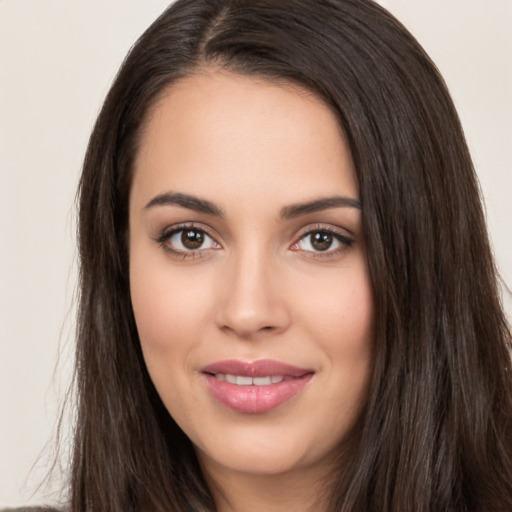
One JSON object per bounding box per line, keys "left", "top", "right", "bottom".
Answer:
{"left": 191, "top": 417, "right": 341, "bottom": 479}
{"left": 199, "top": 443, "right": 310, "bottom": 476}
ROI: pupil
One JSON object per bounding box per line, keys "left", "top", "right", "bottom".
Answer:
{"left": 312, "top": 232, "right": 332, "bottom": 251}
{"left": 182, "top": 230, "right": 204, "bottom": 249}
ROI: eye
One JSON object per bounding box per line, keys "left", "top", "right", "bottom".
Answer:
{"left": 292, "top": 228, "right": 353, "bottom": 255}
{"left": 157, "top": 225, "right": 220, "bottom": 257}
{"left": 171, "top": 229, "right": 215, "bottom": 250}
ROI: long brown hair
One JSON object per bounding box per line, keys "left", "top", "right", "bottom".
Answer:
{"left": 73, "top": 0, "right": 512, "bottom": 510}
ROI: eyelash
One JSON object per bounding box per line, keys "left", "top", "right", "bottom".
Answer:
{"left": 155, "top": 223, "right": 354, "bottom": 260}
{"left": 156, "top": 223, "right": 219, "bottom": 260}
{"left": 291, "top": 225, "right": 354, "bottom": 260}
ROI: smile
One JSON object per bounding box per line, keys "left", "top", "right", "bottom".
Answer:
{"left": 213, "top": 374, "right": 286, "bottom": 385}
{"left": 201, "top": 360, "right": 314, "bottom": 413}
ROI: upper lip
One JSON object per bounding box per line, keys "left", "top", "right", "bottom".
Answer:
{"left": 201, "top": 359, "right": 312, "bottom": 378}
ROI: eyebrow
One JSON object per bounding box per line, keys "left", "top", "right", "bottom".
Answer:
{"left": 280, "top": 196, "right": 362, "bottom": 219}
{"left": 144, "top": 192, "right": 361, "bottom": 218}
{"left": 144, "top": 192, "right": 224, "bottom": 216}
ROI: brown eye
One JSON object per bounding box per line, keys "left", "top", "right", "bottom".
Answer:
{"left": 181, "top": 229, "right": 204, "bottom": 249}
{"left": 310, "top": 231, "right": 333, "bottom": 251}
{"left": 163, "top": 227, "right": 219, "bottom": 254}
{"left": 294, "top": 228, "right": 352, "bottom": 255}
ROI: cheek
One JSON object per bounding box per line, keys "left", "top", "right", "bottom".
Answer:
{"left": 295, "top": 263, "right": 374, "bottom": 413}
{"left": 328, "top": 271, "right": 374, "bottom": 382}
{"left": 329, "top": 279, "right": 373, "bottom": 348}
{"left": 129, "top": 241, "right": 214, "bottom": 370}
{"left": 295, "top": 260, "right": 374, "bottom": 348}
{"left": 131, "top": 274, "right": 197, "bottom": 344}
{"left": 129, "top": 252, "right": 215, "bottom": 420}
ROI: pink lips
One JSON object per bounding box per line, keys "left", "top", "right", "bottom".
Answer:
{"left": 202, "top": 359, "right": 313, "bottom": 414}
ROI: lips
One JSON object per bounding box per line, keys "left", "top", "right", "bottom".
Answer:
{"left": 201, "top": 359, "right": 314, "bottom": 413}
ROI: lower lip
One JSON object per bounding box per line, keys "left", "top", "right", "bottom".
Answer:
{"left": 204, "top": 374, "right": 313, "bottom": 413}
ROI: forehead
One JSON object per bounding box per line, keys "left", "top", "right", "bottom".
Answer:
{"left": 131, "top": 71, "right": 358, "bottom": 210}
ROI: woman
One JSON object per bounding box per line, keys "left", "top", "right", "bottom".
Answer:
{"left": 18, "top": 0, "right": 512, "bottom": 510}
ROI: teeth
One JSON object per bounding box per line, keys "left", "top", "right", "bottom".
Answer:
{"left": 236, "top": 376, "right": 253, "bottom": 386}
{"left": 253, "top": 376, "right": 272, "bottom": 386}
{"left": 215, "top": 374, "right": 284, "bottom": 386}
{"left": 225, "top": 374, "right": 237, "bottom": 384}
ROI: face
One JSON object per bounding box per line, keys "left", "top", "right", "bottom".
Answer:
{"left": 129, "top": 71, "right": 374, "bottom": 482}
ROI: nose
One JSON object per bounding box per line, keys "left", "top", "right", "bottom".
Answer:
{"left": 215, "top": 248, "right": 290, "bottom": 340}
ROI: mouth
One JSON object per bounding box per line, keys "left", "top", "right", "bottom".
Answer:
{"left": 201, "top": 359, "right": 314, "bottom": 414}
{"left": 209, "top": 374, "right": 289, "bottom": 386}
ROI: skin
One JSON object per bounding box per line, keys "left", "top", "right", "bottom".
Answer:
{"left": 129, "top": 71, "right": 374, "bottom": 512}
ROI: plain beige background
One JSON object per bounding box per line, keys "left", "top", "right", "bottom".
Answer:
{"left": 1, "top": 0, "right": 511, "bottom": 507}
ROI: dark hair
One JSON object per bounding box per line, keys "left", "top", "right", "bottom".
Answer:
{"left": 73, "top": 0, "right": 512, "bottom": 510}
